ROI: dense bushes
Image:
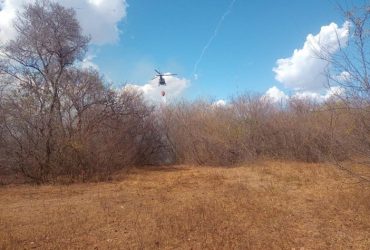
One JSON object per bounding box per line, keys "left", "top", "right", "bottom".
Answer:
{"left": 161, "top": 96, "right": 356, "bottom": 166}
{"left": 0, "top": 68, "right": 163, "bottom": 182}
{"left": 0, "top": 80, "right": 366, "bottom": 182}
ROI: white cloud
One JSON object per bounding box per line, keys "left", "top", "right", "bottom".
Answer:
{"left": 323, "top": 86, "right": 345, "bottom": 100}
{"left": 264, "top": 86, "right": 345, "bottom": 103}
{"left": 213, "top": 99, "right": 227, "bottom": 107}
{"left": 124, "top": 74, "right": 190, "bottom": 104}
{"left": 0, "top": 0, "right": 127, "bottom": 45}
{"left": 292, "top": 87, "right": 344, "bottom": 101}
{"left": 263, "top": 86, "right": 289, "bottom": 103}
{"left": 336, "top": 71, "right": 351, "bottom": 82}
{"left": 80, "top": 54, "right": 99, "bottom": 70}
{"left": 292, "top": 91, "right": 322, "bottom": 101}
{"left": 273, "top": 22, "right": 350, "bottom": 92}
{"left": 268, "top": 22, "right": 350, "bottom": 104}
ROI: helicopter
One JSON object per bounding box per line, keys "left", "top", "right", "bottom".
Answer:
{"left": 152, "top": 69, "right": 177, "bottom": 86}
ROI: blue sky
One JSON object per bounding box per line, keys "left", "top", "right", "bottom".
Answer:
{"left": 0, "top": 0, "right": 363, "bottom": 102}
{"left": 91, "top": 0, "right": 351, "bottom": 101}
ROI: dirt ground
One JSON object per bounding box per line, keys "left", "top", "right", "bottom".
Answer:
{"left": 0, "top": 161, "right": 369, "bottom": 249}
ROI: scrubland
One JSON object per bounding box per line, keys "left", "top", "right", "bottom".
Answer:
{"left": 0, "top": 2, "right": 370, "bottom": 249}
{"left": 1, "top": 161, "right": 369, "bottom": 249}
{"left": 1, "top": 1, "right": 370, "bottom": 184}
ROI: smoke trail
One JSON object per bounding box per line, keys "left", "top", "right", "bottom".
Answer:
{"left": 192, "top": 0, "right": 237, "bottom": 78}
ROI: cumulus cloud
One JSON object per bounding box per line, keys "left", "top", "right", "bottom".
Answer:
{"left": 273, "top": 22, "right": 350, "bottom": 91}
{"left": 80, "top": 54, "right": 99, "bottom": 70}
{"left": 267, "top": 22, "right": 350, "bottom": 104}
{"left": 213, "top": 99, "right": 227, "bottom": 107}
{"left": 0, "top": 0, "right": 127, "bottom": 45}
{"left": 264, "top": 86, "right": 345, "bottom": 103}
{"left": 263, "top": 86, "right": 289, "bottom": 103}
{"left": 291, "top": 91, "right": 322, "bottom": 101}
{"left": 336, "top": 71, "right": 351, "bottom": 82}
{"left": 124, "top": 74, "right": 190, "bottom": 104}
{"left": 323, "top": 86, "right": 345, "bottom": 100}
{"left": 292, "top": 86, "right": 345, "bottom": 101}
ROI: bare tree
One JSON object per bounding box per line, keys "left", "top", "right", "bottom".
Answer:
{"left": 317, "top": 3, "right": 370, "bottom": 178}
{"left": 0, "top": 1, "right": 167, "bottom": 183}
{"left": 0, "top": 0, "right": 89, "bottom": 182}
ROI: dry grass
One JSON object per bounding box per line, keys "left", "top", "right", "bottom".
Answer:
{"left": 0, "top": 161, "right": 369, "bottom": 249}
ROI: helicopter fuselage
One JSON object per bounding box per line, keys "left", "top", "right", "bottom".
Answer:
{"left": 159, "top": 75, "right": 166, "bottom": 86}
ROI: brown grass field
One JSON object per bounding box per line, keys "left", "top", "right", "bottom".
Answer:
{"left": 0, "top": 161, "right": 369, "bottom": 249}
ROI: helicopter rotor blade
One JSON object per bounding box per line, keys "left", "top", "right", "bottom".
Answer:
{"left": 155, "top": 69, "right": 161, "bottom": 75}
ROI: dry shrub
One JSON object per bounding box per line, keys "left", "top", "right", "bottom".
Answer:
{"left": 161, "top": 94, "right": 357, "bottom": 166}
